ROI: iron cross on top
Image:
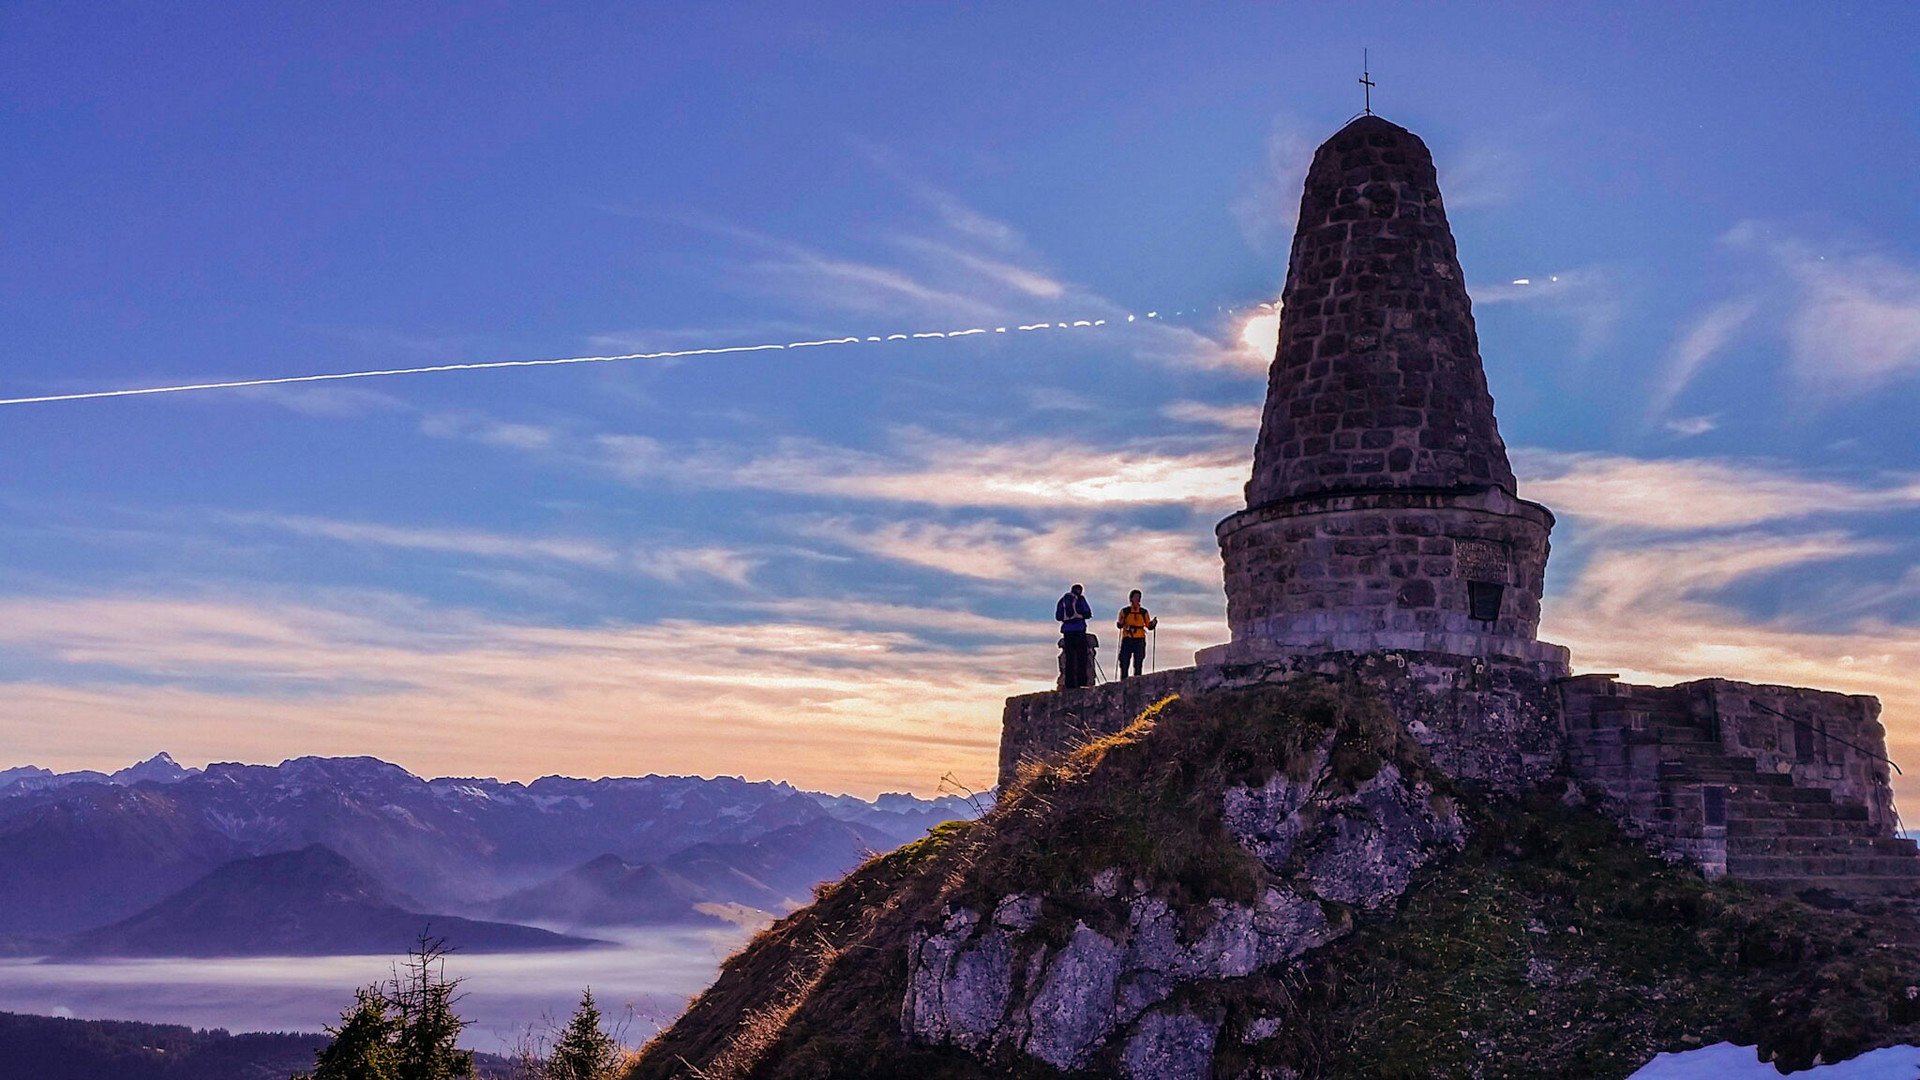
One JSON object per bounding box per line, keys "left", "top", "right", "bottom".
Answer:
{"left": 1359, "top": 50, "right": 1376, "bottom": 115}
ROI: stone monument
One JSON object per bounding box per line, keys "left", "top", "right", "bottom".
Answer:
{"left": 1199, "top": 116, "right": 1565, "bottom": 669}
{"left": 997, "top": 114, "right": 1915, "bottom": 899}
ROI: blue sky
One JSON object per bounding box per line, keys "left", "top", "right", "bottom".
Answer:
{"left": 4, "top": 3, "right": 1920, "bottom": 800}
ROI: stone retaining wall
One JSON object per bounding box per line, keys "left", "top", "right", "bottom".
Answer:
{"left": 998, "top": 651, "right": 1566, "bottom": 794}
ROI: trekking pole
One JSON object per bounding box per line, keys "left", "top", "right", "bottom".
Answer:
{"left": 1149, "top": 627, "right": 1156, "bottom": 673}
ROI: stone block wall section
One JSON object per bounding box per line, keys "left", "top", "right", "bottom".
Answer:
{"left": 1207, "top": 485, "right": 1560, "bottom": 664}
{"left": 1561, "top": 675, "right": 1915, "bottom": 897}
{"left": 997, "top": 651, "right": 1566, "bottom": 795}
{"left": 1701, "top": 679, "right": 1897, "bottom": 833}
{"left": 998, "top": 667, "right": 1200, "bottom": 790}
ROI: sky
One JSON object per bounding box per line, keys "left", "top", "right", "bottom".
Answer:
{"left": 3, "top": 3, "right": 1919, "bottom": 802}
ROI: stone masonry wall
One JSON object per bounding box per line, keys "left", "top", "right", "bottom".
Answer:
{"left": 1563, "top": 676, "right": 1897, "bottom": 839}
{"left": 998, "top": 651, "right": 1565, "bottom": 794}
{"left": 1247, "top": 115, "right": 1515, "bottom": 505}
{"left": 1212, "top": 486, "right": 1555, "bottom": 662}
{"left": 999, "top": 668, "right": 1201, "bottom": 789}
{"left": 1561, "top": 675, "right": 1906, "bottom": 896}
{"left": 1701, "top": 679, "right": 1897, "bottom": 833}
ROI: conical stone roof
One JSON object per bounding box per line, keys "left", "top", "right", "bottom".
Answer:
{"left": 1247, "top": 115, "right": 1516, "bottom": 506}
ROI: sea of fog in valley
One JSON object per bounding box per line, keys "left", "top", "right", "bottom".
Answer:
{"left": 0, "top": 927, "right": 753, "bottom": 1053}
{"left": 5, "top": 931, "right": 1920, "bottom": 1076}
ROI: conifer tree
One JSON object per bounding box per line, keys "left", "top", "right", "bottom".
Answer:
{"left": 542, "top": 990, "right": 623, "bottom": 1080}
{"left": 298, "top": 988, "right": 400, "bottom": 1080}
{"left": 387, "top": 937, "right": 475, "bottom": 1080}
{"left": 296, "top": 936, "right": 474, "bottom": 1080}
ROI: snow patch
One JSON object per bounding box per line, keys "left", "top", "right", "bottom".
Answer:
{"left": 1628, "top": 1043, "right": 1920, "bottom": 1079}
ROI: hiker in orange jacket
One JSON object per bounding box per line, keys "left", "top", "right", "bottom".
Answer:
{"left": 1115, "top": 589, "right": 1157, "bottom": 679}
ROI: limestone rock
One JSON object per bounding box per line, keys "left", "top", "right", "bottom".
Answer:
{"left": 1021, "top": 922, "right": 1124, "bottom": 1069}
{"left": 903, "top": 908, "right": 1013, "bottom": 1052}
{"left": 1222, "top": 734, "right": 1329, "bottom": 867}
{"left": 1225, "top": 757, "right": 1465, "bottom": 911}
{"left": 1242, "top": 1016, "right": 1283, "bottom": 1044}
{"left": 904, "top": 741, "right": 1450, "bottom": 1074}
{"left": 1121, "top": 1008, "right": 1218, "bottom": 1080}
{"left": 1301, "top": 765, "right": 1463, "bottom": 908}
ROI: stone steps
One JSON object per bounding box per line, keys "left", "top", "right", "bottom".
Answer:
{"left": 1645, "top": 724, "right": 1712, "bottom": 742}
{"left": 1716, "top": 785, "right": 1834, "bottom": 805}
{"left": 1687, "top": 798, "right": 1864, "bottom": 822}
{"left": 1726, "top": 816, "right": 1880, "bottom": 839}
{"left": 1656, "top": 766, "right": 1793, "bottom": 787}
{"left": 1736, "top": 875, "right": 1920, "bottom": 898}
{"left": 1741, "top": 799, "right": 1866, "bottom": 820}
{"left": 1640, "top": 738, "right": 1721, "bottom": 752}
{"left": 1727, "top": 854, "right": 1920, "bottom": 878}
{"left": 1567, "top": 679, "right": 1911, "bottom": 899}
{"left": 1740, "top": 835, "right": 1918, "bottom": 856}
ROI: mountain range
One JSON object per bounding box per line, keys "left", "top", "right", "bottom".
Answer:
{"left": 0, "top": 753, "right": 980, "bottom": 951}
{"left": 488, "top": 815, "right": 893, "bottom": 930}
{"left": 62, "top": 845, "right": 599, "bottom": 957}
{"left": 0, "top": 752, "right": 200, "bottom": 794}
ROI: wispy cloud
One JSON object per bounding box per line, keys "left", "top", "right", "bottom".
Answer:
{"left": 1663, "top": 415, "right": 1719, "bottom": 438}
{"left": 1232, "top": 118, "right": 1317, "bottom": 255}
{"left": 1024, "top": 387, "right": 1098, "bottom": 412}
{"left": 1725, "top": 223, "right": 1920, "bottom": 398}
{"left": 0, "top": 590, "right": 1040, "bottom": 794}
{"left": 228, "top": 513, "right": 761, "bottom": 586}
{"left": 1652, "top": 298, "right": 1758, "bottom": 418}
{"left": 594, "top": 427, "right": 1250, "bottom": 510}
{"left": 238, "top": 385, "right": 411, "bottom": 419}
{"left": 1515, "top": 449, "right": 1920, "bottom": 531}
{"left": 619, "top": 179, "right": 1260, "bottom": 377}
{"left": 797, "top": 515, "right": 1222, "bottom": 593}
{"left": 1785, "top": 253, "right": 1920, "bottom": 396}
{"left": 888, "top": 235, "right": 1067, "bottom": 300}
{"left": 241, "top": 515, "right": 621, "bottom": 567}
{"left": 1162, "top": 400, "right": 1262, "bottom": 432}
{"left": 1439, "top": 141, "right": 1522, "bottom": 211}
{"left": 636, "top": 547, "right": 763, "bottom": 587}
{"left": 744, "top": 242, "right": 1001, "bottom": 321}
{"left": 1555, "top": 531, "right": 1879, "bottom": 621}
{"left": 419, "top": 412, "right": 560, "bottom": 452}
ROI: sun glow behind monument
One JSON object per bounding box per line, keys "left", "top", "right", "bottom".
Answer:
{"left": 1238, "top": 308, "right": 1281, "bottom": 355}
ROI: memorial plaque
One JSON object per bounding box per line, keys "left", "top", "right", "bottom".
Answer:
{"left": 1455, "top": 539, "right": 1510, "bottom": 583}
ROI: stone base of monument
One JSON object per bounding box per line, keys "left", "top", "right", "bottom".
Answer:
{"left": 998, "top": 648, "right": 1568, "bottom": 793}
{"left": 997, "top": 651, "right": 1916, "bottom": 898}
{"left": 1194, "top": 630, "right": 1569, "bottom": 668}
{"left": 1212, "top": 485, "right": 1560, "bottom": 663}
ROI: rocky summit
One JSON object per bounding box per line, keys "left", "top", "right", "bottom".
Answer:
{"left": 625, "top": 683, "right": 1920, "bottom": 1079}
{"left": 624, "top": 113, "right": 1920, "bottom": 1079}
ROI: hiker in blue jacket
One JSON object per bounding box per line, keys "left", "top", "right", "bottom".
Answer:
{"left": 1055, "top": 583, "right": 1095, "bottom": 689}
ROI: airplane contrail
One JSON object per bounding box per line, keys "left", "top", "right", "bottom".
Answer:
{"left": 0, "top": 316, "right": 1172, "bottom": 407}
